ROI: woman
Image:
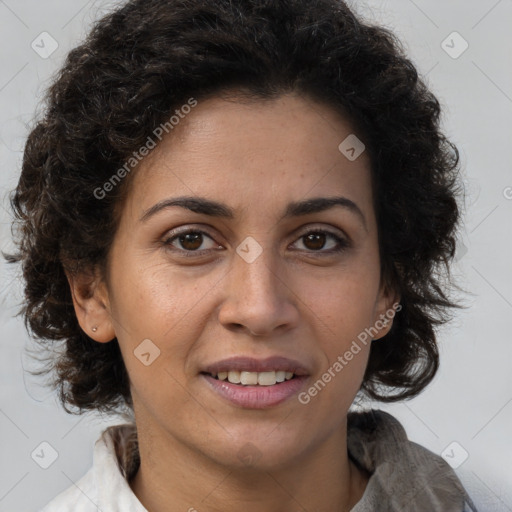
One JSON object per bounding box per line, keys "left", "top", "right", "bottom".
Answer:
{"left": 7, "top": 0, "right": 478, "bottom": 510}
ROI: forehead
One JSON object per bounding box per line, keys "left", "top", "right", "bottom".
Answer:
{"left": 123, "top": 92, "right": 374, "bottom": 223}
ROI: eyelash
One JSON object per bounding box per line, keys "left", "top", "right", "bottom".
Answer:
{"left": 161, "top": 227, "right": 350, "bottom": 258}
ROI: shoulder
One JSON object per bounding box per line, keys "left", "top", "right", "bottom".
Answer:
{"left": 347, "top": 409, "right": 479, "bottom": 512}
{"left": 39, "top": 423, "right": 145, "bottom": 512}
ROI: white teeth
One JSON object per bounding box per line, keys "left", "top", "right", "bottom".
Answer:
{"left": 213, "top": 370, "right": 296, "bottom": 385}
{"left": 240, "top": 371, "right": 258, "bottom": 385}
{"left": 257, "top": 371, "right": 277, "bottom": 386}
{"left": 227, "top": 371, "right": 241, "bottom": 384}
{"left": 275, "top": 370, "right": 286, "bottom": 383}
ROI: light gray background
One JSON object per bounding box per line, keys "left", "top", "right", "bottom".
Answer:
{"left": 0, "top": 1, "right": 511, "bottom": 511}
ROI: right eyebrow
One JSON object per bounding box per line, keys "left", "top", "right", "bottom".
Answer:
{"left": 140, "top": 196, "right": 234, "bottom": 222}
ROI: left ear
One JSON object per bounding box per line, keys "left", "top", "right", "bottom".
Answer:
{"left": 372, "top": 279, "right": 401, "bottom": 341}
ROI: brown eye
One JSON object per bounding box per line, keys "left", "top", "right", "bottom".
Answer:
{"left": 177, "top": 232, "right": 203, "bottom": 251}
{"left": 163, "top": 229, "right": 221, "bottom": 255}
{"left": 303, "top": 232, "right": 328, "bottom": 251}
{"left": 293, "top": 229, "right": 349, "bottom": 254}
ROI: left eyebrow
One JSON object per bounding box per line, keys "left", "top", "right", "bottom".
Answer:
{"left": 281, "top": 196, "right": 367, "bottom": 230}
{"left": 139, "top": 195, "right": 367, "bottom": 230}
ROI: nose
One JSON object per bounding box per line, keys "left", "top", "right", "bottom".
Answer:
{"left": 218, "top": 241, "right": 300, "bottom": 338}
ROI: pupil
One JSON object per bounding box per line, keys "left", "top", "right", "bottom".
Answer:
{"left": 181, "top": 233, "right": 202, "bottom": 250}
{"left": 305, "top": 233, "right": 325, "bottom": 250}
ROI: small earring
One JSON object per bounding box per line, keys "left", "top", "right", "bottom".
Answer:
{"left": 92, "top": 326, "right": 98, "bottom": 332}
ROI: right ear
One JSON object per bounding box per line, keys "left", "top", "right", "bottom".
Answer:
{"left": 65, "top": 267, "right": 116, "bottom": 343}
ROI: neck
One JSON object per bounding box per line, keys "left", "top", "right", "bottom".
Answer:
{"left": 129, "top": 417, "right": 369, "bottom": 512}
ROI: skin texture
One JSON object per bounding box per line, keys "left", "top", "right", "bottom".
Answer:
{"left": 67, "top": 92, "right": 398, "bottom": 512}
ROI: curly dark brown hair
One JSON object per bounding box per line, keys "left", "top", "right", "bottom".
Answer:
{"left": 5, "top": 0, "right": 462, "bottom": 414}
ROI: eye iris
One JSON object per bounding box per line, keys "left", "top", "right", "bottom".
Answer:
{"left": 180, "top": 232, "right": 203, "bottom": 250}
{"left": 304, "top": 232, "right": 326, "bottom": 250}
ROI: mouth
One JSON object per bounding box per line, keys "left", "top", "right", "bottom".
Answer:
{"left": 201, "top": 370, "right": 298, "bottom": 386}
{"left": 199, "top": 356, "right": 310, "bottom": 409}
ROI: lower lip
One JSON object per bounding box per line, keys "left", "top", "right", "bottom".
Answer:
{"left": 201, "top": 374, "right": 308, "bottom": 409}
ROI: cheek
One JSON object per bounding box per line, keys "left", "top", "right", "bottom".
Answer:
{"left": 302, "top": 266, "right": 380, "bottom": 337}
{"left": 107, "top": 259, "right": 219, "bottom": 381}
{"left": 301, "top": 277, "right": 375, "bottom": 409}
{"left": 296, "top": 263, "right": 379, "bottom": 393}
{"left": 110, "top": 255, "right": 206, "bottom": 334}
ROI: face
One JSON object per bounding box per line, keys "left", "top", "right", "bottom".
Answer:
{"left": 78, "top": 92, "right": 396, "bottom": 470}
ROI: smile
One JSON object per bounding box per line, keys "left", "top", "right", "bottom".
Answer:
{"left": 207, "top": 370, "right": 296, "bottom": 386}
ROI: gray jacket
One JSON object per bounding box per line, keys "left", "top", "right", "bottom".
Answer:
{"left": 347, "top": 409, "right": 478, "bottom": 511}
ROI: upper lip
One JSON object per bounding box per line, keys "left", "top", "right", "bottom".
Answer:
{"left": 201, "top": 356, "right": 310, "bottom": 376}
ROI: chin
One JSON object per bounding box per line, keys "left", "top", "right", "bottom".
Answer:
{"left": 206, "top": 430, "right": 308, "bottom": 471}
